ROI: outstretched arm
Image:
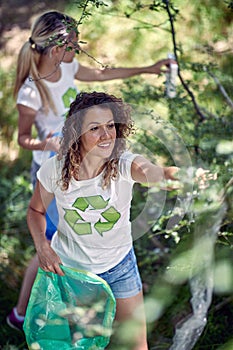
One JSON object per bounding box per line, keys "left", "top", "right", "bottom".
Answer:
{"left": 131, "top": 155, "right": 179, "bottom": 188}
{"left": 75, "top": 58, "right": 176, "bottom": 82}
{"left": 27, "top": 181, "right": 64, "bottom": 276}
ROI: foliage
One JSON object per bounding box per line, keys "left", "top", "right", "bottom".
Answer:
{"left": 0, "top": 68, "right": 18, "bottom": 145}
{"left": 1, "top": 0, "right": 233, "bottom": 349}
{"left": 0, "top": 159, "right": 33, "bottom": 349}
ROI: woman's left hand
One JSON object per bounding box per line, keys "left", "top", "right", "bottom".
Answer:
{"left": 195, "top": 168, "right": 217, "bottom": 189}
{"left": 148, "top": 58, "right": 178, "bottom": 75}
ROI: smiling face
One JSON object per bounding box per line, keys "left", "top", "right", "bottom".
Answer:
{"left": 80, "top": 106, "right": 116, "bottom": 162}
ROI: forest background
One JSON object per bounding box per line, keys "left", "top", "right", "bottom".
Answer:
{"left": 0, "top": 0, "right": 233, "bottom": 349}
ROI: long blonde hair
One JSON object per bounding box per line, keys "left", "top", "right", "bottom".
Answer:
{"left": 14, "top": 11, "right": 77, "bottom": 114}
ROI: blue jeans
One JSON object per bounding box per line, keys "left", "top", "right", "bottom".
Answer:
{"left": 30, "top": 160, "right": 58, "bottom": 240}
{"left": 97, "top": 248, "right": 142, "bottom": 299}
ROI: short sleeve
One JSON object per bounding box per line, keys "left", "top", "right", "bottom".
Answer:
{"left": 118, "top": 151, "right": 139, "bottom": 181}
{"left": 17, "top": 81, "right": 42, "bottom": 111}
{"left": 37, "top": 156, "right": 61, "bottom": 193}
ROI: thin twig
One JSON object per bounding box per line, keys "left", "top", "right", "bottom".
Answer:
{"left": 205, "top": 68, "right": 233, "bottom": 110}
{"left": 164, "top": 0, "right": 207, "bottom": 122}
{"left": 213, "top": 296, "right": 233, "bottom": 312}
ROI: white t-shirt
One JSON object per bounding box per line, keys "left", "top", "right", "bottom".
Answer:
{"left": 37, "top": 151, "right": 138, "bottom": 274}
{"left": 17, "top": 59, "right": 79, "bottom": 165}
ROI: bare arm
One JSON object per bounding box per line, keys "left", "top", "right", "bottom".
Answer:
{"left": 131, "top": 156, "right": 216, "bottom": 190}
{"left": 17, "top": 104, "right": 60, "bottom": 153}
{"left": 27, "top": 181, "right": 64, "bottom": 275}
{"left": 75, "top": 59, "right": 175, "bottom": 82}
{"left": 131, "top": 155, "right": 179, "bottom": 188}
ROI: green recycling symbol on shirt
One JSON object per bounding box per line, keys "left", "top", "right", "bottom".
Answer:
{"left": 64, "top": 195, "right": 121, "bottom": 236}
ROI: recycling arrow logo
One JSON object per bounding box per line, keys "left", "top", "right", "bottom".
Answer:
{"left": 64, "top": 195, "right": 121, "bottom": 236}
{"left": 62, "top": 87, "right": 77, "bottom": 109}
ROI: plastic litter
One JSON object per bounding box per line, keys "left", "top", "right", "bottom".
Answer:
{"left": 23, "top": 266, "right": 116, "bottom": 350}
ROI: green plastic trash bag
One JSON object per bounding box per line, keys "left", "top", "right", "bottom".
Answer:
{"left": 23, "top": 266, "right": 116, "bottom": 350}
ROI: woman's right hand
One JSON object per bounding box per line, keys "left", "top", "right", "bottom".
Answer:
{"left": 17, "top": 104, "right": 60, "bottom": 153}
{"left": 36, "top": 240, "right": 64, "bottom": 276}
{"left": 43, "top": 132, "right": 61, "bottom": 153}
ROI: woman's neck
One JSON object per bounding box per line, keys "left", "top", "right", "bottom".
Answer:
{"left": 38, "top": 56, "right": 61, "bottom": 82}
{"left": 78, "top": 157, "right": 106, "bottom": 180}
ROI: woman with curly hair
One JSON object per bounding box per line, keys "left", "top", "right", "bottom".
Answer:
{"left": 27, "top": 91, "right": 179, "bottom": 350}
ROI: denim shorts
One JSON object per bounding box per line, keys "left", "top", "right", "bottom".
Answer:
{"left": 30, "top": 160, "right": 58, "bottom": 240}
{"left": 97, "top": 248, "right": 142, "bottom": 299}
{"left": 30, "top": 160, "right": 40, "bottom": 189}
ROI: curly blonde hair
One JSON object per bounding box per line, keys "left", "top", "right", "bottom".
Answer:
{"left": 58, "top": 91, "right": 134, "bottom": 190}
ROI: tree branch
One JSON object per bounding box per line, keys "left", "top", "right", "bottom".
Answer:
{"left": 205, "top": 68, "right": 233, "bottom": 110}
{"left": 164, "top": 0, "right": 206, "bottom": 122}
